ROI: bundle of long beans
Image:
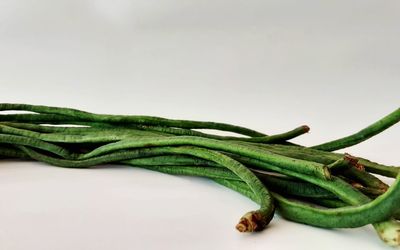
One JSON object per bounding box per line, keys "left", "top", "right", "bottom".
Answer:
{"left": 0, "top": 104, "right": 399, "bottom": 246}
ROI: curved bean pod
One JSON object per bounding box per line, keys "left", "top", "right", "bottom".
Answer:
{"left": 0, "top": 103, "right": 266, "bottom": 137}
{"left": 0, "top": 134, "right": 73, "bottom": 159}
{"left": 213, "top": 178, "right": 400, "bottom": 246}
{"left": 311, "top": 108, "right": 400, "bottom": 151}
{"left": 79, "top": 136, "right": 331, "bottom": 180}
{"left": 18, "top": 145, "right": 275, "bottom": 232}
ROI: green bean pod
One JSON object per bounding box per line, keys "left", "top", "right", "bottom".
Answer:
{"left": 18, "top": 145, "right": 275, "bottom": 233}
{"left": 79, "top": 136, "right": 331, "bottom": 180}
{"left": 311, "top": 108, "right": 400, "bottom": 151}
{"left": 0, "top": 103, "right": 266, "bottom": 137}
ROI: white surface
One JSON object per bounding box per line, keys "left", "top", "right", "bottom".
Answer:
{"left": 0, "top": 1, "right": 399, "bottom": 249}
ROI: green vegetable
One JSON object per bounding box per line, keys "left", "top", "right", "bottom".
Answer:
{"left": 18, "top": 144, "right": 275, "bottom": 232}
{"left": 312, "top": 108, "right": 400, "bottom": 151}
{"left": 0, "top": 103, "right": 267, "bottom": 136}
{"left": 1, "top": 103, "right": 399, "bottom": 246}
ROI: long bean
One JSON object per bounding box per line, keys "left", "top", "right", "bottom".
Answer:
{"left": 79, "top": 136, "right": 331, "bottom": 180}
{"left": 1, "top": 103, "right": 399, "bottom": 246}
{"left": 0, "top": 103, "right": 267, "bottom": 137}
{"left": 0, "top": 134, "right": 73, "bottom": 159}
{"left": 0, "top": 126, "right": 330, "bottom": 180}
{"left": 128, "top": 162, "right": 336, "bottom": 199}
{"left": 138, "top": 166, "right": 399, "bottom": 229}
{"left": 125, "top": 124, "right": 309, "bottom": 143}
{"left": 250, "top": 143, "right": 395, "bottom": 185}
{"left": 212, "top": 178, "right": 400, "bottom": 246}
{"left": 0, "top": 124, "right": 169, "bottom": 144}
{"left": 0, "top": 145, "right": 30, "bottom": 159}
{"left": 0, "top": 122, "right": 309, "bottom": 145}
{"left": 0, "top": 122, "right": 168, "bottom": 136}
{"left": 222, "top": 153, "right": 400, "bottom": 243}
{"left": 359, "top": 158, "right": 400, "bottom": 178}
{"left": 18, "top": 145, "right": 275, "bottom": 232}
{"left": 273, "top": 182, "right": 400, "bottom": 228}
{"left": 259, "top": 144, "right": 400, "bottom": 178}
{"left": 162, "top": 149, "right": 399, "bottom": 241}
{"left": 254, "top": 172, "right": 335, "bottom": 199}
{"left": 123, "top": 155, "right": 219, "bottom": 167}
{"left": 135, "top": 165, "right": 241, "bottom": 180}
{"left": 304, "top": 197, "right": 348, "bottom": 208}
{"left": 0, "top": 120, "right": 308, "bottom": 144}
{"left": 311, "top": 108, "right": 400, "bottom": 151}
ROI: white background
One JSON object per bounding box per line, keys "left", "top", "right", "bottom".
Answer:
{"left": 0, "top": 1, "right": 399, "bottom": 249}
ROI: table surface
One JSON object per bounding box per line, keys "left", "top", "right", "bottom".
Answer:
{"left": 0, "top": 1, "right": 399, "bottom": 249}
